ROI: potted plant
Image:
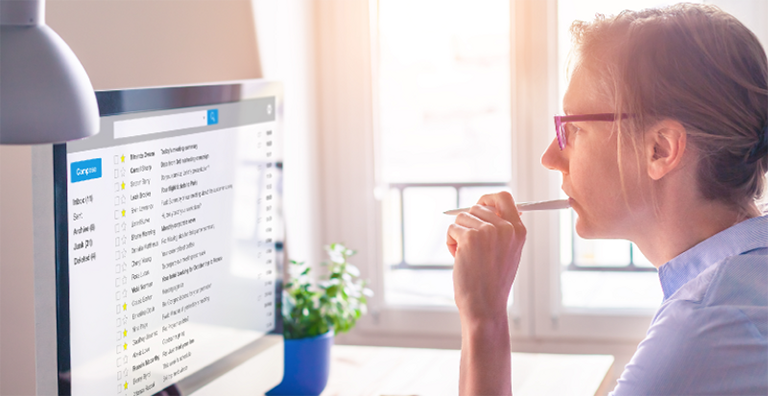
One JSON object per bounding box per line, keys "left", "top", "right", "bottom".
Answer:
{"left": 267, "top": 243, "right": 373, "bottom": 396}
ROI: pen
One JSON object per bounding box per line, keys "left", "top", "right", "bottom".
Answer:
{"left": 443, "top": 199, "right": 570, "bottom": 215}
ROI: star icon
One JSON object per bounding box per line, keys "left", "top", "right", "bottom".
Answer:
{"left": 122, "top": 303, "right": 127, "bottom": 311}
{"left": 123, "top": 329, "right": 127, "bottom": 337}
{"left": 124, "top": 381, "right": 128, "bottom": 390}
{"left": 121, "top": 210, "right": 126, "bottom": 217}
{"left": 121, "top": 182, "right": 125, "bottom": 190}
{"left": 121, "top": 155, "right": 125, "bottom": 163}
{"left": 124, "top": 343, "right": 127, "bottom": 350}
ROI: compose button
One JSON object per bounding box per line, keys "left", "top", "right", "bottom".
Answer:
{"left": 71, "top": 158, "right": 102, "bottom": 183}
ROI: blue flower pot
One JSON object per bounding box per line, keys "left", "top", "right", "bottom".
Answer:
{"left": 267, "top": 331, "right": 334, "bottom": 396}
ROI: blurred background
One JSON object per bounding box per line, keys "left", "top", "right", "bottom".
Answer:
{"left": 250, "top": 1, "right": 768, "bottom": 388}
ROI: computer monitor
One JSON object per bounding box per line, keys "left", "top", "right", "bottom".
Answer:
{"left": 51, "top": 80, "right": 284, "bottom": 395}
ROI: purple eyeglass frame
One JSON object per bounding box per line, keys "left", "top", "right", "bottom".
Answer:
{"left": 554, "top": 113, "right": 629, "bottom": 150}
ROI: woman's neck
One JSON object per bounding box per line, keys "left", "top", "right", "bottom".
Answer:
{"left": 631, "top": 198, "right": 760, "bottom": 268}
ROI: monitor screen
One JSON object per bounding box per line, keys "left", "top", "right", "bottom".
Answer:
{"left": 54, "top": 81, "right": 284, "bottom": 396}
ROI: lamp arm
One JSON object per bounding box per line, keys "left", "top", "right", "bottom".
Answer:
{"left": 0, "top": 0, "right": 44, "bottom": 26}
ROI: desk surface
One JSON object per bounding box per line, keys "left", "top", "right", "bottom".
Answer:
{"left": 321, "top": 345, "right": 614, "bottom": 396}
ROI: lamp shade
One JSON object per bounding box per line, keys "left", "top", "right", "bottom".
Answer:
{"left": 0, "top": 0, "right": 99, "bottom": 145}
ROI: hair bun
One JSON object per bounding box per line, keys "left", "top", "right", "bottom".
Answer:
{"left": 746, "top": 125, "right": 768, "bottom": 164}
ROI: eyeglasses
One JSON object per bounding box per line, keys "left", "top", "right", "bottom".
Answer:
{"left": 553, "top": 113, "right": 629, "bottom": 150}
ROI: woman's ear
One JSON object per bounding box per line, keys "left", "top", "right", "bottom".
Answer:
{"left": 645, "top": 120, "right": 687, "bottom": 180}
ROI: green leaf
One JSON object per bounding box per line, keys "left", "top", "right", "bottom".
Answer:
{"left": 281, "top": 242, "right": 370, "bottom": 339}
{"left": 346, "top": 264, "right": 361, "bottom": 277}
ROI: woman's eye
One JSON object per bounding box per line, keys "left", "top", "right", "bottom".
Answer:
{"left": 564, "top": 123, "right": 581, "bottom": 136}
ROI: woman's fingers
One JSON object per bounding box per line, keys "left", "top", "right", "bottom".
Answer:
{"left": 447, "top": 191, "right": 528, "bottom": 322}
{"left": 454, "top": 209, "right": 489, "bottom": 229}
{"left": 446, "top": 223, "right": 471, "bottom": 257}
{"left": 451, "top": 193, "right": 524, "bottom": 240}
{"left": 477, "top": 191, "right": 523, "bottom": 227}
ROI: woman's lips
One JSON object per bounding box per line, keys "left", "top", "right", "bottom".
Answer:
{"left": 566, "top": 196, "right": 579, "bottom": 213}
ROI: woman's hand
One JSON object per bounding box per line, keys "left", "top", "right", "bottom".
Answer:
{"left": 447, "top": 191, "right": 527, "bottom": 323}
{"left": 447, "top": 191, "right": 526, "bottom": 396}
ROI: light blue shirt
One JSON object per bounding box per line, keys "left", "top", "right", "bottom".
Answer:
{"left": 612, "top": 215, "right": 768, "bottom": 396}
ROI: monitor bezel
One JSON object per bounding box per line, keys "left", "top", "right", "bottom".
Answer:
{"left": 53, "top": 80, "right": 285, "bottom": 396}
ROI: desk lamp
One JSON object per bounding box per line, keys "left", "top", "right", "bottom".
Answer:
{"left": 0, "top": 0, "right": 99, "bottom": 144}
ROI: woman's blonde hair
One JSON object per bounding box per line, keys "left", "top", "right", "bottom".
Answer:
{"left": 570, "top": 3, "right": 768, "bottom": 212}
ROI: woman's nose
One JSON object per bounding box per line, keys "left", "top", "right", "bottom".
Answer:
{"left": 541, "top": 138, "right": 568, "bottom": 173}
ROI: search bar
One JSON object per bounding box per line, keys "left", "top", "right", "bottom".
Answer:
{"left": 114, "top": 109, "right": 218, "bottom": 139}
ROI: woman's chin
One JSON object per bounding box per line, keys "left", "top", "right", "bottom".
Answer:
{"left": 574, "top": 218, "right": 608, "bottom": 239}
{"left": 574, "top": 221, "right": 593, "bottom": 239}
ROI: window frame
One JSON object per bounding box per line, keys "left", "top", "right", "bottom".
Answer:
{"left": 318, "top": 0, "right": 659, "bottom": 347}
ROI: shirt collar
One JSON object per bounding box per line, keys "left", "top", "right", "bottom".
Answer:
{"left": 658, "top": 214, "right": 768, "bottom": 300}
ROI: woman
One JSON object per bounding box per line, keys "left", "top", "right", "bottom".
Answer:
{"left": 447, "top": 3, "right": 768, "bottom": 395}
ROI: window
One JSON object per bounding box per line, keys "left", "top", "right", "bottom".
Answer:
{"left": 375, "top": 0, "right": 512, "bottom": 308}
{"left": 317, "top": 0, "right": 768, "bottom": 345}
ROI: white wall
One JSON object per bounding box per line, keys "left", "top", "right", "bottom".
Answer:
{"left": 47, "top": 0, "right": 262, "bottom": 91}
{"left": 0, "top": 147, "right": 37, "bottom": 396}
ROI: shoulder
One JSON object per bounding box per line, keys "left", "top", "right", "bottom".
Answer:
{"left": 665, "top": 247, "right": 767, "bottom": 311}
{"left": 660, "top": 249, "right": 768, "bottom": 345}
{"left": 704, "top": 248, "right": 767, "bottom": 307}
{"left": 612, "top": 251, "right": 768, "bottom": 396}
